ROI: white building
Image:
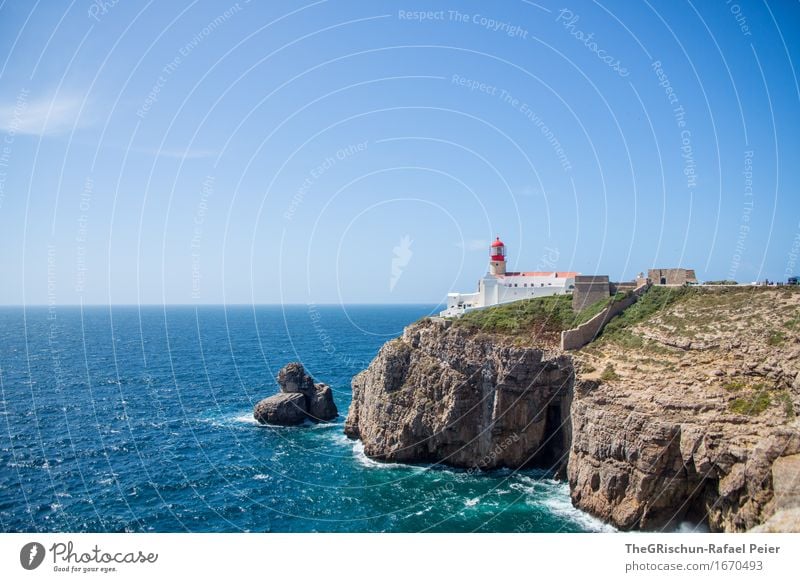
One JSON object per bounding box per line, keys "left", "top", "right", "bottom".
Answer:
{"left": 440, "top": 237, "right": 578, "bottom": 317}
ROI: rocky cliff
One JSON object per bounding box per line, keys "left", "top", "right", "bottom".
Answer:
{"left": 344, "top": 318, "right": 573, "bottom": 470}
{"left": 344, "top": 287, "right": 800, "bottom": 531}
{"left": 569, "top": 286, "right": 800, "bottom": 531}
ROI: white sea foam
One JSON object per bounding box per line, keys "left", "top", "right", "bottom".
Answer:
{"left": 513, "top": 475, "right": 616, "bottom": 532}
{"left": 351, "top": 441, "right": 423, "bottom": 471}
{"left": 674, "top": 520, "right": 709, "bottom": 533}
{"left": 252, "top": 474, "right": 269, "bottom": 481}
{"left": 233, "top": 413, "right": 258, "bottom": 425}
{"left": 540, "top": 482, "right": 617, "bottom": 532}
{"left": 308, "top": 421, "right": 340, "bottom": 431}
{"left": 199, "top": 412, "right": 258, "bottom": 427}
{"left": 329, "top": 433, "right": 354, "bottom": 448}
{"left": 465, "top": 497, "right": 479, "bottom": 507}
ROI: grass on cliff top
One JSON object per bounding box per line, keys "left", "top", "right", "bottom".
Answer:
{"left": 452, "top": 292, "right": 627, "bottom": 338}
{"left": 452, "top": 285, "right": 798, "bottom": 345}
{"left": 601, "top": 286, "right": 693, "bottom": 337}
{"left": 594, "top": 284, "right": 800, "bottom": 348}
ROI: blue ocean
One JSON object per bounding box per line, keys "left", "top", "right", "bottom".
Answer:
{"left": 0, "top": 305, "right": 611, "bottom": 533}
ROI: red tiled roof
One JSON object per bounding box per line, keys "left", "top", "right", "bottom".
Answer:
{"left": 500, "top": 271, "right": 579, "bottom": 278}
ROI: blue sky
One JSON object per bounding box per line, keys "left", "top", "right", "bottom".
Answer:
{"left": 1, "top": 0, "right": 799, "bottom": 304}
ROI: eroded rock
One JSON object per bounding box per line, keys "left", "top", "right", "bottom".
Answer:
{"left": 253, "top": 362, "right": 338, "bottom": 426}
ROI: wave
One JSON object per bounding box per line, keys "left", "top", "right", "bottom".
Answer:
{"left": 348, "top": 440, "right": 424, "bottom": 472}
{"left": 196, "top": 411, "right": 259, "bottom": 428}
{"left": 232, "top": 414, "right": 259, "bottom": 425}
{"left": 674, "top": 520, "right": 709, "bottom": 533}
{"left": 514, "top": 475, "right": 617, "bottom": 533}
{"left": 540, "top": 490, "right": 617, "bottom": 532}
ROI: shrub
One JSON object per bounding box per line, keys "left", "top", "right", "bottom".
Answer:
{"left": 723, "top": 379, "right": 747, "bottom": 392}
{"left": 729, "top": 392, "right": 771, "bottom": 416}
{"left": 767, "top": 330, "right": 785, "bottom": 346}
{"left": 600, "top": 364, "right": 619, "bottom": 382}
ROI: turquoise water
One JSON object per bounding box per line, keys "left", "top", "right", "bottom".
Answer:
{"left": 0, "top": 305, "right": 611, "bottom": 532}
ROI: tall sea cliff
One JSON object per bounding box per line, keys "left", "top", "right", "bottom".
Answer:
{"left": 345, "top": 287, "right": 800, "bottom": 532}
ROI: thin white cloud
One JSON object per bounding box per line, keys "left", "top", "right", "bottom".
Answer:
{"left": 0, "top": 93, "right": 86, "bottom": 136}
{"left": 456, "top": 239, "right": 489, "bottom": 252}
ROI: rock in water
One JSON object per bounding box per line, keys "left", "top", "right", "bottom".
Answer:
{"left": 308, "top": 383, "right": 338, "bottom": 422}
{"left": 253, "top": 393, "right": 308, "bottom": 426}
{"left": 278, "top": 362, "right": 316, "bottom": 400}
{"left": 253, "top": 362, "right": 338, "bottom": 425}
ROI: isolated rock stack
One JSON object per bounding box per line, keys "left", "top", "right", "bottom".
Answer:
{"left": 253, "top": 362, "right": 338, "bottom": 426}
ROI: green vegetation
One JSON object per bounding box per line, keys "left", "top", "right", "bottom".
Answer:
{"left": 704, "top": 280, "right": 738, "bottom": 285}
{"left": 729, "top": 392, "right": 771, "bottom": 416}
{"left": 591, "top": 286, "right": 694, "bottom": 349}
{"left": 600, "top": 364, "right": 619, "bottom": 381}
{"left": 723, "top": 379, "right": 747, "bottom": 392}
{"left": 777, "top": 390, "right": 796, "bottom": 419}
{"left": 573, "top": 292, "right": 628, "bottom": 325}
{"left": 450, "top": 285, "right": 798, "bottom": 351}
{"left": 767, "top": 330, "right": 786, "bottom": 346}
{"left": 454, "top": 294, "right": 576, "bottom": 337}
{"left": 453, "top": 291, "right": 634, "bottom": 339}
{"left": 784, "top": 315, "right": 800, "bottom": 331}
{"left": 723, "top": 379, "right": 793, "bottom": 418}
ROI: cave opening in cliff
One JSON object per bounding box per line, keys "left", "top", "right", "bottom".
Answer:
{"left": 681, "top": 477, "right": 718, "bottom": 531}
{"left": 530, "top": 402, "right": 568, "bottom": 472}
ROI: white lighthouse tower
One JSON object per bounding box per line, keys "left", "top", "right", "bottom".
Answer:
{"left": 489, "top": 237, "right": 506, "bottom": 275}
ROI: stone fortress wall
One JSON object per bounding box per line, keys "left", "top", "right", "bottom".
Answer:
{"left": 648, "top": 268, "right": 697, "bottom": 285}
{"left": 561, "top": 282, "right": 651, "bottom": 350}
{"left": 571, "top": 275, "right": 610, "bottom": 312}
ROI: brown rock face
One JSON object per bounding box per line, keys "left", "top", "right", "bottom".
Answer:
{"left": 344, "top": 318, "right": 573, "bottom": 470}
{"left": 254, "top": 392, "right": 308, "bottom": 425}
{"left": 568, "top": 389, "right": 800, "bottom": 531}
{"left": 568, "top": 287, "right": 800, "bottom": 532}
{"left": 278, "top": 362, "right": 317, "bottom": 399}
{"left": 253, "top": 362, "right": 338, "bottom": 426}
{"left": 308, "top": 384, "right": 338, "bottom": 421}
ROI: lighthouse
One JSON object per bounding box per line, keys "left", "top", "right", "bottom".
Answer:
{"left": 440, "top": 236, "right": 578, "bottom": 317}
{"left": 489, "top": 237, "right": 506, "bottom": 275}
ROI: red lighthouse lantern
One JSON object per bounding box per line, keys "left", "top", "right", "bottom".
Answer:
{"left": 489, "top": 237, "right": 506, "bottom": 275}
